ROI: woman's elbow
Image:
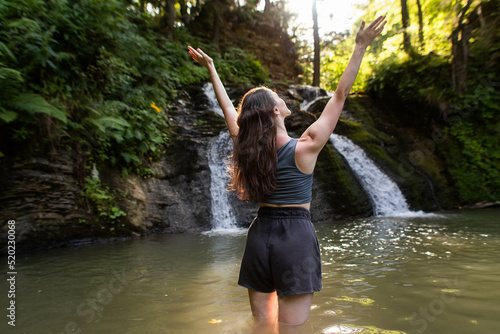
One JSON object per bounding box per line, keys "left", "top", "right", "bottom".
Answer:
{"left": 331, "top": 90, "right": 349, "bottom": 106}
{"left": 334, "top": 89, "right": 349, "bottom": 101}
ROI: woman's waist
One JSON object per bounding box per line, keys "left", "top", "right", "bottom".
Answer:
{"left": 260, "top": 202, "right": 310, "bottom": 209}
{"left": 257, "top": 204, "right": 311, "bottom": 219}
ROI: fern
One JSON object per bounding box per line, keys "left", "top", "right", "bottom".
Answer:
{"left": 0, "top": 66, "right": 23, "bottom": 98}
{"left": 7, "top": 18, "right": 42, "bottom": 35}
{"left": 99, "top": 100, "right": 132, "bottom": 113}
{"left": 8, "top": 93, "right": 67, "bottom": 123}
{"left": 84, "top": 115, "right": 129, "bottom": 133}
{"left": 0, "top": 42, "right": 16, "bottom": 62}
{"left": 0, "top": 107, "right": 18, "bottom": 123}
{"left": 94, "top": 116, "right": 130, "bottom": 132}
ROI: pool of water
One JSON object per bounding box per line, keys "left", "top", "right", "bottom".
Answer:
{"left": 8, "top": 208, "right": 500, "bottom": 334}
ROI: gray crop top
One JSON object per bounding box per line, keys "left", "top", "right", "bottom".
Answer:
{"left": 261, "top": 138, "right": 314, "bottom": 204}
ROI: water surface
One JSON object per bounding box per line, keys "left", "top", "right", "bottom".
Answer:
{"left": 7, "top": 209, "right": 500, "bottom": 334}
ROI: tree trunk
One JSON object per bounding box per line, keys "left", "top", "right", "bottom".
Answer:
{"left": 451, "top": 0, "right": 473, "bottom": 95}
{"left": 179, "top": 0, "right": 191, "bottom": 25}
{"left": 312, "top": 0, "right": 320, "bottom": 87}
{"left": 264, "top": 0, "right": 271, "bottom": 15}
{"left": 400, "top": 0, "right": 412, "bottom": 53}
{"left": 164, "top": 0, "right": 177, "bottom": 33}
{"left": 416, "top": 0, "right": 424, "bottom": 50}
{"left": 212, "top": 0, "right": 222, "bottom": 50}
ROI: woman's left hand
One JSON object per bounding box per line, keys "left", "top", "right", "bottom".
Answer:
{"left": 188, "top": 46, "right": 214, "bottom": 69}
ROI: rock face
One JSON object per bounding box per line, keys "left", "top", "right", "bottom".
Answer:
{"left": 102, "top": 87, "right": 227, "bottom": 234}
{"left": 0, "top": 154, "right": 91, "bottom": 249}
{"left": 0, "top": 83, "right": 447, "bottom": 251}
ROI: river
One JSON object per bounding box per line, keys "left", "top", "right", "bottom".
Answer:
{"left": 9, "top": 208, "right": 500, "bottom": 334}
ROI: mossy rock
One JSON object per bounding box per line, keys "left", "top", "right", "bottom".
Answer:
{"left": 339, "top": 95, "right": 449, "bottom": 211}
{"left": 312, "top": 143, "right": 373, "bottom": 220}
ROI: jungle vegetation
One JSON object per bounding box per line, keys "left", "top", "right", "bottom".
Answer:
{"left": 1, "top": 0, "right": 499, "bottom": 205}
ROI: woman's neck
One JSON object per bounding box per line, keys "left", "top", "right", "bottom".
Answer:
{"left": 275, "top": 126, "right": 290, "bottom": 149}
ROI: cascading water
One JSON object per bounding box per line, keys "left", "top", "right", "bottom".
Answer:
{"left": 299, "top": 87, "right": 332, "bottom": 112}
{"left": 207, "top": 131, "right": 238, "bottom": 230}
{"left": 330, "top": 134, "right": 425, "bottom": 217}
{"left": 297, "top": 85, "right": 425, "bottom": 217}
{"left": 203, "top": 83, "right": 242, "bottom": 232}
{"left": 203, "top": 83, "right": 224, "bottom": 117}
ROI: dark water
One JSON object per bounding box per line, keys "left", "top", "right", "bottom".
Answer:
{"left": 4, "top": 209, "right": 500, "bottom": 334}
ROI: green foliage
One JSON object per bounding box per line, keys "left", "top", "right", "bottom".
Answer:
{"left": 366, "top": 53, "right": 452, "bottom": 108}
{"left": 358, "top": 0, "right": 458, "bottom": 56}
{"left": 0, "top": 0, "right": 172, "bottom": 172}
{"left": 321, "top": 38, "right": 374, "bottom": 92}
{"left": 362, "top": 0, "right": 500, "bottom": 204}
{"left": 365, "top": 55, "right": 500, "bottom": 203}
{"left": 442, "top": 73, "right": 500, "bottom": 203}
{"left": 82, "top": 176, "right": 127, "bottom": 231}
{"left": 0, "top": 0, "right": 270, "bottom": 172}
{"left": 217, "top": 47, "right": 269, "bottom": 85}
{"left": 0, "top": 38, "right": 67, "bottom": 141}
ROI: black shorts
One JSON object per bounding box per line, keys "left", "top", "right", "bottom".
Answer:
{"left": 238, "top": 207, "right": 322, "bottom": 297}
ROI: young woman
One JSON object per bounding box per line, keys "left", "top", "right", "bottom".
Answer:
{"left": 188, "top": 16, "right": 386, "bottom": 329}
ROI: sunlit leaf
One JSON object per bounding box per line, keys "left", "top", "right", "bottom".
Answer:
{"left": 208, "top": 319, "right": 222, "bottom": 324}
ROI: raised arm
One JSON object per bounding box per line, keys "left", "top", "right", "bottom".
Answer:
{"left": 187, "top": 46, "right": 238, "bottom": 140}
{"left": 300, "top": 16, "right": 386, "bottom": 154}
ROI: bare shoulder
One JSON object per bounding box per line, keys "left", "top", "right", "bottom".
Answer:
{"left": 294, "top": 136, "right": 320, "bottom": 175}
{"left": 296, "top": 134, "right": 315, "bottom": 151}
{"left": 296, "top": 130, "right": 325, "bottom": 154}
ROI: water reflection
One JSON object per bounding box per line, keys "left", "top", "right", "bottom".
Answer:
{"left": 12, "top": 209, "right": 500, "bottom": 334}
{"left": 314, "top": 210, "right": 500, "bottom": 334}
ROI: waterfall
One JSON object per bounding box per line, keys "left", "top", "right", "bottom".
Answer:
{"left": 300, "top": 95, "right": 331, "bottom": 112}
{"left": 299, "top": 89, "right": 332, "bottom": 112}
{"left": 330, "top": 134, "right": 424, "bottom": 217}
{"left": 202, "top": 83, "right": 224, "bottom": 117}
{"left": 295, "top": 85, "right": 429, "bottom": 217}
{"left": 203, "top": 83, "right": 243, "bottom": 232}
{"left": 207, "top": 131, "right": 239, "bottom": 231}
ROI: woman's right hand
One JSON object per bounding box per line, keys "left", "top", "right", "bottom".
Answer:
{"left": 355, "top": 15, "right": 386, "bottom": 49}
{"left": 188, "top": 46, "right": 213, "bottom": 69}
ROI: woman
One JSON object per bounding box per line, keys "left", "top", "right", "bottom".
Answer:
{"left": 188, "top": 16, "right": 386, "bottom": 329}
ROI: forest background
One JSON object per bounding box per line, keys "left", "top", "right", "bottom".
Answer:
{"left": 0, "top": 0, "right": 499, "bottom": 228}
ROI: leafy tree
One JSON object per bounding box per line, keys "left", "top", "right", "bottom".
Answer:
{"left": 0, "top": 0, "right": 268, "bottom": 176}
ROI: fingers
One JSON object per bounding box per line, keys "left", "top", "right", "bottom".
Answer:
{"left": 359, "top": 21, "right": 366, "bottom": 32}
{"left": 197, "top": 48, "right": 208, "bottom": 59}
{"left": 187, "top": 45, "right": 202, "bottom": 62}
{"left": 367, "top": 15, "right": 386, "bottom": 31}
{"left": 374, "top": 20, "right": 387, "bottom": 35}
{"left": 364, "top": 16, "right": 386, "bottom": 37}
{"left": 188, "top": 45, "right": 211, "bottom": 63}
{"left": 188, "top": 45, "right": 199, "bottom": 57}
{"left": 376, "top": 15, "right": 386, "bottom": 24}
{"left": 188, "top": 45, "right": 197, "bottom": 55}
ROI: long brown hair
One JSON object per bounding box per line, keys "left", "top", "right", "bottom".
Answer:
{"left": 229, "top": 87, "right": 277, "bottom": 202}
